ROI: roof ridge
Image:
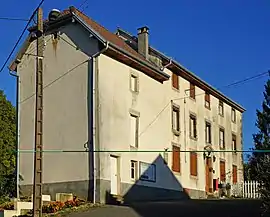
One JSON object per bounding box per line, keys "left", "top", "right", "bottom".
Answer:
{"left": 72, "top": 7, "right": 118, "bottom": 41}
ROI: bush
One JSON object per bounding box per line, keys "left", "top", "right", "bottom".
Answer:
{"left": 0, "top": 202, "right": 14, "bottom": 211}
{"left": 41, "top": 196, "right": 85, "bottom": 214}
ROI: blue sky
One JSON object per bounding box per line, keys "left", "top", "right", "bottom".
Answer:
{"left": 0, "top": 0, "right": 269, "bottom": 159}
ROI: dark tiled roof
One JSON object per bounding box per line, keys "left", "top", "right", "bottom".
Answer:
{"left": 68, "top": 7, "right": 158, "bottom": 70}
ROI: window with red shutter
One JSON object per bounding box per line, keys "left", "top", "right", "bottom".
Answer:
{"left": 172, "top": 73, "right": 179, "bottom": 90}
{"left": 205, "top": 92, "right": 210, "bottom": 109}
{"left": 172, "top": 146, "right": 180, "bottom": 173}
{"left": 190, "top": 152, "right": 197, "bottom": 176}
{"left": 190, "top": 83, "right": 195, "bottom": 99}
{"left": 220, "top": 161, "right": 226, "bottom": 182}
{"left": 232, "top": 165, "right": 237, "bottom": 184}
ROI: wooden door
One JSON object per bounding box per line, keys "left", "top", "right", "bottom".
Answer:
{"left": 110, "top": 156, "right": 118, "bottom": 195}
{"left": 205, "top": 158, "right": 210, "bottom": 192}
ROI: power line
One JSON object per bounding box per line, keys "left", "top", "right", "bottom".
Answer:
{"left": 173, "top": 71, "right": 269, "bottom": 102}
{"left": 0, "top": 0, "right": 45, "bottom": 73}
{"left": 0, "top": 17, "right": 29, "bottom": 21}
{"left": 139, "top": 71, "right": 269, "bottom": 136}
{"left": 19, "top": 59, "right": 88, "bottom": 104}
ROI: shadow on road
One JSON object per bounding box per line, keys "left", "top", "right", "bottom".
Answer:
{"left": 127, "top": 199, "right": 262, "bottom": 217}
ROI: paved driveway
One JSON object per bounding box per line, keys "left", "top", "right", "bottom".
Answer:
{"left": 70, "top": 199, "right": 262, "bottom": 217}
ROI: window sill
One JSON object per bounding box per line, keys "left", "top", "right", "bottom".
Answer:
{"left": 172, "top": 86, "right": 180, "bottom": 92}
{"left": 205, "top": 105, "right": 211, "bottom": 110}
{"left": 190, "top": 136, "right": 198, "bottom": 141}
{"left": 130, "top": 178, "right": 137, "bottom": 183}
{"left": 172, "top": 129, "right": 180, "bottom": 136}
{"left": 219, "top": 113, "right": 224, "bottom": 118}
{"left": 173, "top": 171, "right": 181, "bottom": 176}
{"left": 189, "top": 97, "right": 196, "bottom": 102}
{"left": 130, "top": 90, "right": 139, "bottom": 95}
{"left": 190, "top": 175, "right": 198, "bottom": 180}
{"left": 130, "top": 145, "right": 138, "bottom": 150}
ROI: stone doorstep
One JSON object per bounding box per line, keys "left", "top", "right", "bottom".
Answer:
{"left": 112, "top": 195, "right": 124, "bottom": 204}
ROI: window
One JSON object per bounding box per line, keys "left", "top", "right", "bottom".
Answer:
{"left": 190, "top": 152, "right": 197, "bottom": 176}
{"left": 232, "top": 165, "right": 237, "bottom": 184}
{"left": 131, "top": 160, "right": 138, "bottom": 180}
{"left": 220, "top": 161, "right": 226, "bottom": 182}
{"left": 231, "top": 108, "right": 236, "bottom": 122}
{"left": 219, "top": 101, "right": 224, "bottom": 116}
{"left": 130, "top": 74, "right": 138, "bottom": 92}
{"left": 172, "top": 72, "right": 179, "bottom": 90}
{"left": 130, "top": 114, "right": 139, "bottom": 147}
{"left": 172, "top": 105, "right": 180, "bottom": 134}
{"left": 172, "top": 145, "right": 180, "bottom": 173}
{"left": 190, "top": 83, "right": 195, "bottom": 99}
{"left": 189, "top": 115, "right": 197, "bottom": 139}
{"left": 219, "top": 128, "right": 225, "bottom": 149}
{"left": 232, "top": 134, "right": 237, "bottom": 152}
{"left": 205, "top": 121, "right": 212, "bottom": 144}
{"left": 205, "top": 92, "right": 210, "bottom": 109}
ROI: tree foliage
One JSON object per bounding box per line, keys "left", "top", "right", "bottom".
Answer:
{"left": 0, "top": 90, "right": 16, "bottom": 198}
{"left": 248, "top": 78, "right": 270, "bottom": 216}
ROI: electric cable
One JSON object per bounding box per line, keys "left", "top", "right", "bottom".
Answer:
{"left": 0, "top": 0, "right": 46, "bottom": 73}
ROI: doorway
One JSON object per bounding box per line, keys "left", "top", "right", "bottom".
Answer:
{"left": 205, "top": 157, "right": 213, "bottom": 193}
{"left": 110, "top": 155, "right": 119, "bottom": 195}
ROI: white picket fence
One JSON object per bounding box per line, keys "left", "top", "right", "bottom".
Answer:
{"left": 232, "top": 181, "right": 260, "bottom": 199}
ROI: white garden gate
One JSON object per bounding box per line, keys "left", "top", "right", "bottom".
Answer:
{"left": 232, "top": 181, "right": 260, "bottom": 199}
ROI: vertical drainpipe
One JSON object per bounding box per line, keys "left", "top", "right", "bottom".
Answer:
{"left": 89, "top": 42, "right": 109, "bottom": 203}
{"left": 9, "top": 70, "right": 20, "bottom": 200}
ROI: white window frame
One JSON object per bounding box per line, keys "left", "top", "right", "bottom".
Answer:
{"left": 130, "top": 160, "right": 138, "bottom": 180}
{"left": 219, "top": 101, "right": 224, "bottom": 116}
{"left": 219, "top": 128, "right": 225, "bottom": 149}
{"left": 130, "top": 73, "right": 139, "bottom": 93}
{"left": 205, "top": 121, "right": 212, "bottom": 144}
{"left": 189, "top": 114, "right": 197, "bottom": 139}
{"left": 172, "top": 104, "right": 180, "bottom": 135}
{"left": 129, "top": 110, "right": 140, "bottom": 148}
{"left": 231, "top": 108, "right": 236, "bottom": 123}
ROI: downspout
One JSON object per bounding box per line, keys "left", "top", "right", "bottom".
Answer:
{"left": 160, "top": 58, "right": 172, "bottom": 71}
{"left": 89, "top": 42, "right": 109, "bottom": 204}
{"left": 9, "top": 69, "right": 20, "bottom": 200}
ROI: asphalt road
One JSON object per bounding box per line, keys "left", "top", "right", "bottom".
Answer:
{"left": 69, "top": 199, "right": 262, "bottom": 217}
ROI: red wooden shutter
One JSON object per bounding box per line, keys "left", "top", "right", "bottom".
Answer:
{"left": 220, "top": 161, "right": 226, "bottom": 181}
{"left": 172, "top": 146, "right": 180, "bottom": 172}
{"left": 172, "top": 73, "right": 179, "bottom": 90}
{"left": 232, "top": 165, "right": 237, "bottom": 184}
{"left": 190, "top": 152, "right": 197, "bottom": 176}
{"left": 190, "top": 83, "right": 195, "bottom": 99}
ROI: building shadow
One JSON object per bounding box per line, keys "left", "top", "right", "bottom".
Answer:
{"left": 105, "top": 154, "right": 190, "bottom": 205}
{"left": 104, "top": 154, "right": 262, "bottom": 217}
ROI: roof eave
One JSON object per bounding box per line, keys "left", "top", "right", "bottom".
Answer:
{"left": 8, "top": 35, "right": 32, "bottom": 72}
{"left": 150, "top": 47, "right": 245, "bottom": 112}
{"left": 108, "top": 43, "right": 169, "bottom": 81}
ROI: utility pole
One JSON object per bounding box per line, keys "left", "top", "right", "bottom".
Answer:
{"left": 33, "top": 7, "right": 44, "bottom": 217}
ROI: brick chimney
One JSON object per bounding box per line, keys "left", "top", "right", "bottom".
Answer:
{"left": 137, "top": 26, "right": 149, "bottom": 59}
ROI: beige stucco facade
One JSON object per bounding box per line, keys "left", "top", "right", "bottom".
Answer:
{"left": 14, "top": 20, "right": 243, "bottom": 202}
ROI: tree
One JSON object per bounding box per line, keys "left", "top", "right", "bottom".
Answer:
{"left": 248, "top": 77, "right": 270, "bottom": 216}
{"left": 0, "top": 90, "right": 16, "bottom": 199}
{"left": 243, "top": 162, "right": 251, "bottom": 181}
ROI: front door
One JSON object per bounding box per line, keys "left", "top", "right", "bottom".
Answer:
{"left": 205, "top": 157, "right": 212, "bottom": 193}
{"left": 110, "top": 156, "right": 118, "bottom": 195}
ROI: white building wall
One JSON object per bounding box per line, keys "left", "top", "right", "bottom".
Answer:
{"left": 98, "top": 54, "right": 243, "bottom": 196}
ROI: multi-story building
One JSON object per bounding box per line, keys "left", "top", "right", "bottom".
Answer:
{"left": 9, "top": 6, "right": 244, "bottom": 203}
